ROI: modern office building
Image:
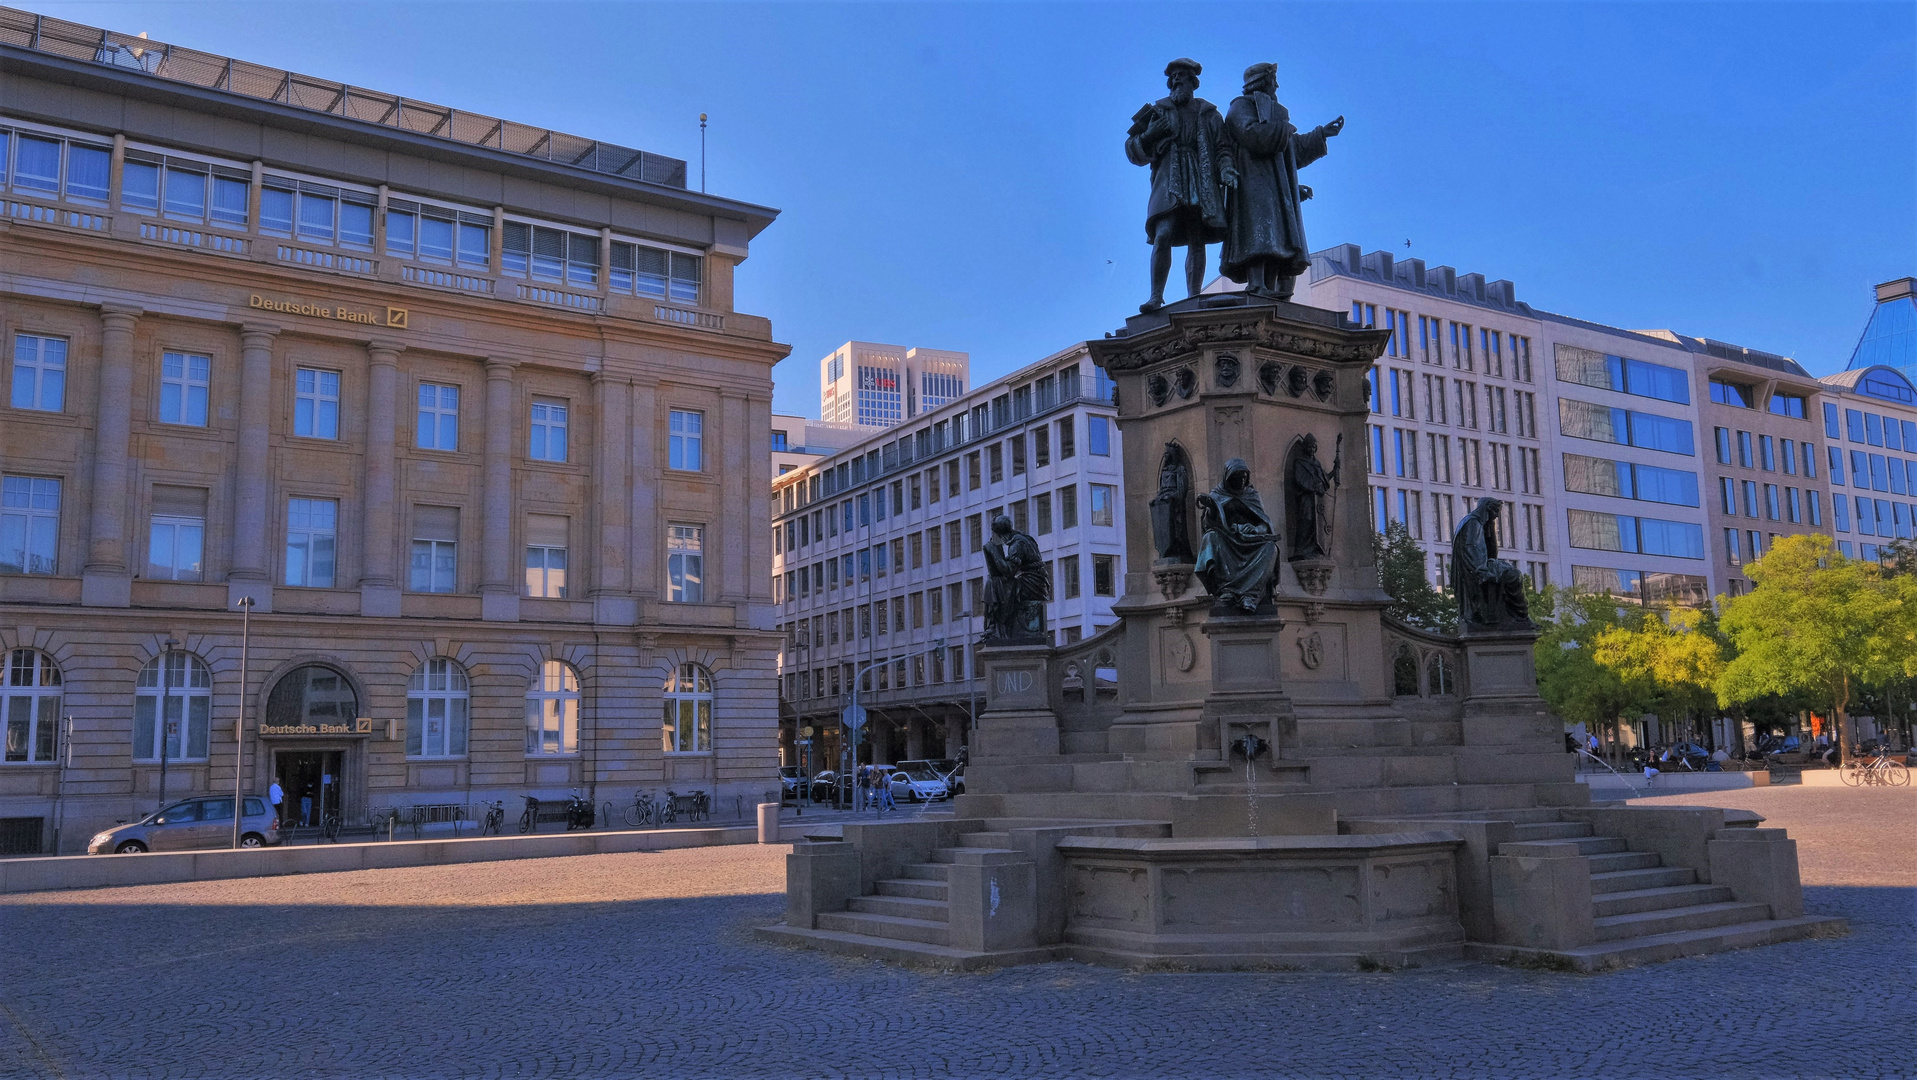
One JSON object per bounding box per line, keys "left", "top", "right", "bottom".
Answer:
{"left": 1299, "top": 244, "right": 1841, "bottom": 606}
{"left": 771, "top": 412, "right": 863, "bottom": 478}
{"left": 1817, "top": 277, "right": 1917, "bottom": 562}
{"left": 819, "top": 340, "right": 969, "bottom": 429}
{"left": 772, "top": 347, "right": 1122, "bottom": 770}
{"left": 0, "top": 9, "right": 786, "bottom": 852}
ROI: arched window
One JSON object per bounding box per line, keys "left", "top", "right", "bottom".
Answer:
{"left": 525, "top": 660, "right": 579, "bottom": 756}
{"left": 265, "top": 664, "right": 358, "bottom": 730}
{"left": 3, "top": 649, "right": 61, "bottom": 763}
{"left": 407, "top": 658, "right": 469, "bottom": 758}
{"left": 135, "top": 652, "right": 212, "bottom": 762}
{"left": 1392, "top": 645, "right": 1421, "bottom": 697}
{"left": 663, "top": 663, "right": 712, "bottom": 752}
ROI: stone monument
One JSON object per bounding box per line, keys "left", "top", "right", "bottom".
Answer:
{"left": 764, "top": 58, "right": 1841, "bottom": 973}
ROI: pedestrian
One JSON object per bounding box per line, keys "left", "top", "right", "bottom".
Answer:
{"left": 300, "top": 789, "right": 314, "bottom": 827}
{"left": 1587, "top": 732, "right": 1600, "bottom": 755}
{"left": 268, "top": 778, "right": 284, "bottom": 823}
{"left": 879, "top": 768, "right": 898, "bottom": 812}
{"left": 855, "top": 765, "right": 870, "bottom": 812}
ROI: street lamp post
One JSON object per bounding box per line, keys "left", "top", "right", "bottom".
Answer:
{"left": 156, "top": 636, "right": 180, "bottom": 815}
{"left": 231, "top": 596, "right": 254, "bottom": 848}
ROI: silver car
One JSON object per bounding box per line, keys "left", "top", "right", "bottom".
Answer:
{"left": 88, "top": 796, "right": 283, "bottom": 854}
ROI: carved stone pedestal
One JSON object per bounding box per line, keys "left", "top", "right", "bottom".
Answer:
{"left": 1198, "top": 614, "right": 1297, "bottom": 758}
{"left": 974, "top": 644, "right": 1059, "bottom": 760}
{"left": 1459, "top": 628, "right": 1574, "bottom": 790}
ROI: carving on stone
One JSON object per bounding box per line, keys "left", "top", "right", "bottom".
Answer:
{"left": 1215, "top": 353, "right": 1241, "bottom": 388}
{"left": 1258, "top": 360, "right": 1284, "bottom": 396}
{"left": 1194, "top": 458, "right": 1279, "bottom": 614}
{"left": 983, "top": 515, "right": 1050, "bottom": 643}
{"left": 1169, "top": 631, "right": 1196, "bottom": 673}
{"left": 1089, "top": 317, "right": 1388, "bottom": 373}
{"left": 1293, "top": 561, "right": 1333, "bottom": 596}
{"left": 1312, "top": 370, "right": 1336, "bottom": 402}
{"left": 1285, "top": 432, "right": 1342, "bottom": 562}
{"left": 1062, "top": 660, "right": 1084, "bottom": 698}
{"left": 1286, "top": 365, "right": 1309, "bottom": 398}
{"left": 1148, "top": 373, "right": 1171, "bottom": 407}
{"left": 1164, "top": 603, "right": 1187, "bottom": 626}
{"left": 1302, "top": 601, "right": 1326, "bottom": 624}
{"left": 1298, "top": 631, "right": 1324, "bottom": 670}
{"left": 1173, "top": 366, "right": 1197, "bottom": 399}
{"left": 1149, "top": 442, "right": 1196, "bottom": 563}
{"left": 1153, "top": 562, "right": 1192, "bottom": 601}
{"left": 1451, "top": 496, "right": 1534, "bottom": 631}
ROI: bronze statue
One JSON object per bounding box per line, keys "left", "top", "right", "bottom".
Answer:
{"left": 1194, "top": 459, "right": 1278, "bottom": 613}
{"left": 983, "top": 514, "right": 1049, "bottom": 643}
{"left": 1127, "top": 58, "right": 1237, "bottom": 314}
{"left": 1285, "top": 432, "right": 1342, "bottom": 561}
{"left": 1451, "top": 497, "right": 1532, "bottom": 630}
{"left": 1150, "top": 443, "right": 1195, "bottom": 563}
{"left": 1220, "top": 62, "right": 1344, "bottom": 301}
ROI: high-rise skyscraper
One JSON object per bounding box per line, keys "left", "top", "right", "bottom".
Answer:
{"left": 820, "top": 341, "right": 969, "bottom": 429}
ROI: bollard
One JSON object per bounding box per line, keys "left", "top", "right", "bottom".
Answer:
{"left": 757, "top": 802, "right": 782, "bottom": 844}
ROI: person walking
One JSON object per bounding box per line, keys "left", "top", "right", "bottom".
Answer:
{"left": 855, "top": 765, "right": 870, "bottom": 812}
{"left": 268, "top": 778, "right": 285, "bottom": 823}
{"left": 878, "top": 768, "right": 898, "bottom": 813}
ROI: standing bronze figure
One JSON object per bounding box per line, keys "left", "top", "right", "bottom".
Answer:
{"left": 1285, "top": 432, "right": 1342, "bottom": 561}
{"left": 1451, "top": 497, "right": 1532, "bottom": 630}
{"left": 1150, "top": 443, "right": 1195, "bottom": 563}
{"left": 1127, "top": 58, "right": 1237, "bottom": 313}
{"left": 1194, "top": 459, "right": 1279, "bottom": 613}
{"left": 983, "top": 515, "right": 1049, "bottom": 643}
{"left": 1220, "top": 63, "right": 1344, "bottom": 301}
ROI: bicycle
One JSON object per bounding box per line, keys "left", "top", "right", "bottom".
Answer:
{"left": 519, "top": 795, "right": 540, "bottom": 834}
{"left": 1841, "top": 750, "right": 1910, "bottom": 787}
{"left": 661, "top": 790, "right": 680, "bottom": 825}
{"left": 621, "top": 789, "right": 659, "bottom": 828}
{"left": 481, "top": 800, "right": 505, "bottom": 836}
{"left": 687, "top": 789, "right": 711, "bottom": 822}
{"left": 320, "top": 810, "right": 342, "bottom": 844}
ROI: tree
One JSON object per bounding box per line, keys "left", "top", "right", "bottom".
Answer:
{"left": 1371, "top": 520, "right": 1454, "bottom": 632}
{"left": 1532, "top": 588, "right": 1655, "bottom": 756}
{"left": 1593, "top": 605, "right": 1726, "bottom": 748}
{"left": 1716, "top": 534, "right": 1917, "bottom": 764}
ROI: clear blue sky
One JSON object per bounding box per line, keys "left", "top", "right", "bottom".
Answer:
{"left": 41, "top": 2, "right": 1917, "bottom": 414}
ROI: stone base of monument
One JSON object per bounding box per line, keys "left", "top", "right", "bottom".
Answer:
{"left": 762, "top": 292, "right": 1840, "bottom": 973}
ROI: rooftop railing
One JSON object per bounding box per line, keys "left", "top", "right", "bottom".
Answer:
{"left": 0, "top": 6, "right": 688, "bottom": 188}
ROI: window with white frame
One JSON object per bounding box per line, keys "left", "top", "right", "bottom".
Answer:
{"left": 6, "top": 130, "right": 110, "bottom": 203}
{"left": 0, "top": 475, "right": 59, "bottom": 576}
{"left": 407, "top": 658, "right": 470, "bottom": 758}
{"left": 529, "top": 398, "right": 568, "bottom": 462}
{"left": 1090, "top": 484, "right": 1116, "bottom": 526}
{"left": 159, "top": 352, "right": 210, "bottom": 427}
{"left": 410, "top": 506, "right": 459, "bottom": 593}
{"left": 668, "top": 524, "right": 704, "bottom": 602}
{"left": 147, "top": 486, "right": 206, "bottom": 582}
{"left": 416, "top": 383, "right": 459, "bottom": 451}
{"left": 294, "top": 368, "right": 340, "bottom": 439}
{"left": 386, "top": 199, "right": 488, "bottom": 267}
{"left": 669, "top": 410, "right": 703, "bottom": 470}
{"left": 525, "top": 660, "right": 580, "bottom": 755}
{"left": 525, "top": 513, "right": 568, "bottom": 598}
{"left": 609, "top": 242, "right": 701, "bottom": 303}
{"left": 663, "top": 662, "right": 713, "bottom": 752}
{"left": 284, "top": 497, "right": 337, "bottom": 588}
{"left": 3, "top": 649, "right": 61, "bottom": 764}
{"left": 133, "top": 651, "right": 212, "bottom": 762}
{"left": 11, "top": 333, "right": 66, "bottom": 412}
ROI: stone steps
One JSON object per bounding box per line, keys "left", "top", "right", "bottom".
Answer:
{"left": 815, "top": 910, "right": 949, "bottom": 946}
{"left": 899, "top": 862, "right": 950, "bottom": 881}
{"left": 1593, "top": 901, "right": 1775, "bottom": 942}
{"left": 874, "top": 877, "right": 947, "bottom": 901}
{"left": 1592, "top": 883, "right": 1734, "bottom": 918}
{"left": 1587, "top": 851, "right": 1664, "bottom": 874}
{"left": 1467, "top": 915, "right": 1847, "bottom": 973}
{"left": 957, "top": 832, "right": 1013, "bottom": 848}
{"left": 1511, "top": 822, "right": 1592, "bottom": 841}
{"left": 1591, "top": 865, "right": 1696, "bottom": 894}
{"left": 847, "top": 894, "right": 950, "bottom": 922}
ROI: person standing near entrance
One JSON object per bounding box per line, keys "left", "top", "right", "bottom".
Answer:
{"left": 268, "top": 779, "right": 285, "bottom": 824}
{"left": 300, "top": 787, "right": 314, "bottom": 827}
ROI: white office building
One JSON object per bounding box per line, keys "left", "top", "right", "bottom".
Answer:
{"left": 819, "top": 341, "right": 969, "bottom": 429}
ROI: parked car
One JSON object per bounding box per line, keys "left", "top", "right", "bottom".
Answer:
{"left": 808, "top": 771, "right": 853, "bottom": 805}
{"left": 897, "top": 758, "right": 964, "bottom": 795}
{"left": 89, "top": 796, "right": 282, "bottom": 854}
{"left": 887, "top": 766, "right": 951, "bottom": 803}
{"left": 779, "top": 766, "right": 805, "bottom": 799}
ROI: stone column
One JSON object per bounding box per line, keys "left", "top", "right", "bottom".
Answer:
{"left": 359, "top": 342, "right": 404, "bottom": 617}
{"left": 719, "top": 391, "right": 749, "bottom": 606}
{"left": 228, "top": 325, "right": 278, "bottom": 611}
{"left": 590, "top": 369, "right": 635, "bottom": 625}
{"left": 480, "top": 357, "right": 519, "bottom": 622}
{"left": 629, "top": 378, "right": 659, "bottom": 615}
{"left": 82, "top": 304, "right": 141, "bottom": 607}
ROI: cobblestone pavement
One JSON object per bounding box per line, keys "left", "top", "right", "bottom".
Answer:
{"left": 1, "top": 789, "right": 1909, "bottom": 1080}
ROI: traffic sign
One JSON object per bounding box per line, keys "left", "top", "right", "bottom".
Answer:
{"left": 841, "top": 704, "right": 867, "bottom": 731}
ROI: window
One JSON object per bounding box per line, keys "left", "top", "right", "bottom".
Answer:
{"left": 133, "top": 652, "right": 212, "bottom": 762}
{"left": 2, "top": 650, "right": 60, "bottom": 763}
{"left": 1061, "top": 554, "right": 1081, "bottom": 598}
{"left": 294, "top": 369, "right": 340, "bottom": 439}
{"left": 989, "top": 444, "right": 1003, "bottom": 483}
{"left": 1060, "top": 485, "right": 1079, "bottom": 528}
{"left": 147, "top": 486, "right": 206, "bottom": 582}
{"left": 669, "top": 410, "right": 703, "bottom": 471}
{"left": 660, "top": 662, "right": 716, "bottom": 752}
{"left": 1720, "top": 477, "right": 1737, "bottom": 516}
{"left": 1555, "top": 344, "right": 1690, "bottom": 404}
{"left": 410, "top": 506, "right": 459, "bottom": 593}
{"left": 529, "top": 399, "right": 568, "bottom": 462}
{"left": 1846, "top": 409, "right": 1865, "bottom": 443}
{"left": 1765, "top": 484, "right": 1781, "bottom": 521}
{"left": 159, "top": 352, "right": 211, "bottom": 426}
{"left": 283, "top": 497, "right": 337, "bottom": 588}
{"left": 1089, "top": 415, "right": 1112, "bottom": 456}
{"left": 1093, "top": 554, "right": 1117, "bottom": 596}
{"left": 668, "top": 524, "right": 704, "bottom": 602}
{"left": 1769, "top": 393, "right": 1807, "bottom": 419}
{"left": 407, "top": 659, "right": 470, "bottom": 758}
{"left": 416, "top": 384, "right": 459, "bottom": 451}
{"left": 1759, "top": 435, "right": 1775, "bottom": 471}
{"left": 1058, "top": 418, "right": 1076, "bottom": 458}
{"left": 1808, "top": 490, "right": 1824, "bottom": 527}
{"left": 11, "top": 333, "right": 66, "bottom": 412}
{"left": 525, "top": 514, "right": 569, "bottom": 598}
{"left": 1709, "top": 380, "right": 1754, "bottom": 408}
{"left": 1714, "top": 427, "right": 1732, "bottom": 465}
{"left": 0, "top": 476, "right": 59, "bottom": 576}
{"left": 1724, "top": 528, "right": 1742, "bottom": 566}
{"left": 1090, "top": 484, "right": 1116, "bottom": 526}
{"left": 608, "top": 242, "right": 701, "bottom": 303}
{"left": 525, "top": 661, "right": 580, "bottom": 755}
{"left": 1824, "top": 401, "right": 1841, "bottom": 439}
{"left": 1557, "top": 399, "right": 1693, "bottom": 455}
{"left": 1565, "top": 509, "right": 1705, "bottom": 559}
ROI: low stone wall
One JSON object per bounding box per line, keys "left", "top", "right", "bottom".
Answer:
{"left": 0, "top": 824, "right": 757, "bottom": 895}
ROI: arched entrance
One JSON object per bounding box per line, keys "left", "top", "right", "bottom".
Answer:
{"left": 262, "top": 664, "right": 364, "bottom": 826}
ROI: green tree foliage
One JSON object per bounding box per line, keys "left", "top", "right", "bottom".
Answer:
{"left": 1716, "top": 534, "right": 1917, "bottom": 763}
{"left": 1371, "top": 520, "right": 1454, "bottom": 632}
{"left": 1532, "top": 587, "right": 1653, "bottom": 740}
{"left": 1593, "top": 605, "right": 1726, "bottom": 742}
